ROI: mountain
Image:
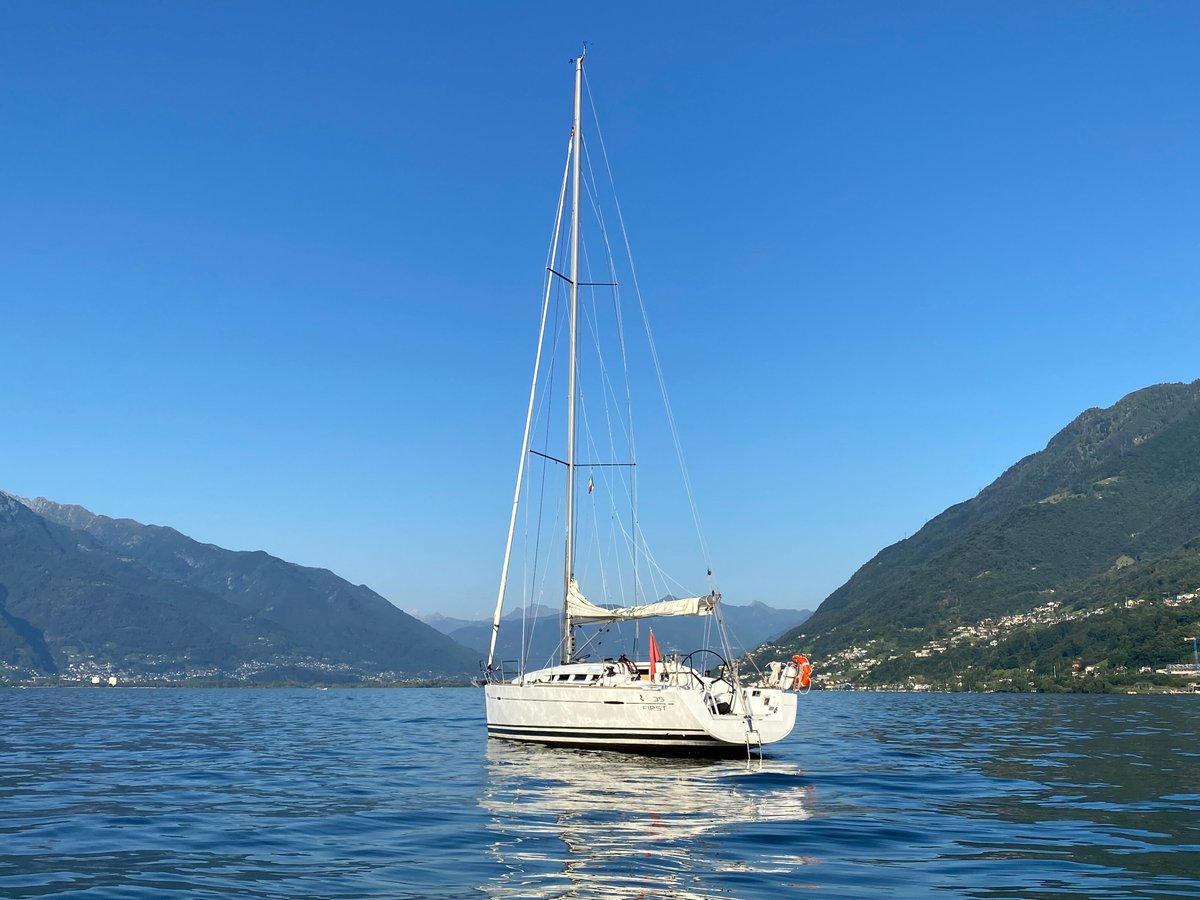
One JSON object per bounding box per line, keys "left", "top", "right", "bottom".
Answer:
{"left": 418, "top": 604, "right": 559, "bottom": 637}
{"left": 437, "top": 598, "right": 811, "bottom": 669}
{"left": 769, "top": 381, "right": 1200, "bottom": 688}
{"left": 0, "top": 492, "right": 480, "bottom": 683}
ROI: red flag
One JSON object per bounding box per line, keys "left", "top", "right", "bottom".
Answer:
{"left": 649, "top": 629, "right": 662, "bottom": 682}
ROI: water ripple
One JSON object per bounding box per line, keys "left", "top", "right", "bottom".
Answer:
{"left": 2, "top": 688, "right": 1199, "bottom": 898}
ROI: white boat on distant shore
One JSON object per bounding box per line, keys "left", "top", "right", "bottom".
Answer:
{"left": 481, "top": 51, "right": 808, "bottom": 755}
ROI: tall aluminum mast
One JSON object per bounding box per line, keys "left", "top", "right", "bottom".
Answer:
{"left": 562, "top": 50, "right": 584, "bottom": 665}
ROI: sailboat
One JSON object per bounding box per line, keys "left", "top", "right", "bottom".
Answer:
{"left": 482, "top": 51, "right": 805, "bottom": 754}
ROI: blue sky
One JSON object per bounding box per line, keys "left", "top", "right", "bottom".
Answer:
{"left": 3, "top": 2, "right": 1198, "bottom": 618}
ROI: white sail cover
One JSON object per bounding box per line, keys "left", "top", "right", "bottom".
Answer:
{"left": 566, "top": 578, "right": 718, "bottom": 624}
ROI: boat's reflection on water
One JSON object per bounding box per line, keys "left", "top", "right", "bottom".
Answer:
{"left": 479, "top": 740, "right": 814, "bottom": 899}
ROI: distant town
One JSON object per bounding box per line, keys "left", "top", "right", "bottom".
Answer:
{"left": 0, "top": 655, "right": 458, "bottom": 688}
{"left": 794, "top": 590, "right": 1200, "bottom": 693}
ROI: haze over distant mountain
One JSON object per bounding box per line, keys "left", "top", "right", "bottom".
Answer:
{"left": 424, "top": 600, "right": 811, "bottom": 669}
{"left": 769, "top": 381, "right": 1200, "bottom": 689}
{"left": 0, "top": 493, "right": 479, "bottom": 682}
{"left": 417, "top": 604, "right": 559, "bottom": 638}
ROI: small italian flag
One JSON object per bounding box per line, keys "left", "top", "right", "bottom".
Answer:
{"left": 587, "top": 475, "right": 594, "bottom": 494}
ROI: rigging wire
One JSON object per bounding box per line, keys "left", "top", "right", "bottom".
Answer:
{"left": 521, "top": 283, "right": 564, "bottom": 673}
{"left": 579, "top": 124, "right": 692, "bottom": 612}
{"left": 579, "top": 133, "right": 641, "bottom": 606}
{"left": 519, "top": 175, "right": 576, "bottom": 673}
{"left": 576, "top": 235, "right": 635, "bottom": 609}
{"left": 492, "top": 129, "right": 573, "bottom": 677}
{"left": 578, "top": 156, "right": 694, "bottom": 624}
{"left": 583, "top": 69, "right": 716, "bottom": 596}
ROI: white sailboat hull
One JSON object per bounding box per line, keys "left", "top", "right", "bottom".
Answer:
{"left": 484, "top": 681, "right": 797, "bottom": 752}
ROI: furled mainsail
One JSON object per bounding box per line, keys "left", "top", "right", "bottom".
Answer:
{"left": 566, "top": 578, "right": 719, "bottom": 624}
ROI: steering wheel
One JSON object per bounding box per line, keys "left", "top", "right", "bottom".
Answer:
{"left": 680, "top": 649, "right": 733, "bottom": 689}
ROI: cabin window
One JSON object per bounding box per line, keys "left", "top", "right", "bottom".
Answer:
{"left": 556, "top": 674, "right": 569, "bottom": 682}
{"left": 572, "top": 674, "right": 588, "bottom": 682}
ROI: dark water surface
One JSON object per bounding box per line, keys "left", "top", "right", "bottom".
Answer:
{"left": 2, "top": 688, "right": 1197, "bottom": 898}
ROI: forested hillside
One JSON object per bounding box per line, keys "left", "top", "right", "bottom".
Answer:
{"left": 769, "top": 381, "right": 1200, "bottom": 688}
{"left": 0, "top": 493, "right": 479, "bottom": 683}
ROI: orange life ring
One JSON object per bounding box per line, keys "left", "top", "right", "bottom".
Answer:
{"left": 791, "top": 654, "right": 812, "bottom": 689}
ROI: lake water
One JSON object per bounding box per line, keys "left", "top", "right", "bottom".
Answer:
{"left": 1, "top": 688, "right": 1197, "bottom": 899}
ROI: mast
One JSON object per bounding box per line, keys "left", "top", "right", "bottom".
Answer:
{"left": 562, "top": 50, "right": 584, "bottom": 664}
